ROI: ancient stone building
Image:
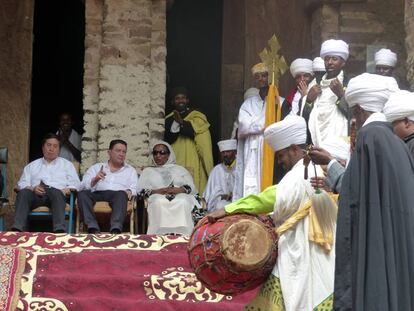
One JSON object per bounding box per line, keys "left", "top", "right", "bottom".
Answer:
{"left": 0, "top": 0, "right": 412, "bottom": 200}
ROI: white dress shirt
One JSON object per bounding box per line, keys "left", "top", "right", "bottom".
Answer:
{"left": 17, "top": 157, "right": 81, "bottom": 190}
{"left": 81, "top": 162, "right": 138, "bottom": 195}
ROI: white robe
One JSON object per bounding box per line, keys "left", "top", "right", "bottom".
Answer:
{"left": 272, "top": 160, "right": 336, "bottom": 310}
{"left": 57, "top": 129, "right": 81, "bottom": 162}
{"left": 203, "top": 163, "right": 235, "bottom": 212}
{"left": 233, "top": 95, "right": 266, "bottom": 201}
{"left": 308, "top": 71, "right": 348, "bottom": 146}
{"left": 137, "top": 164, "right": 199, "bottom": 235}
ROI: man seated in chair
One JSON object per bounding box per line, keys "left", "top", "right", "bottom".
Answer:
{"left": 78, "top": 139, "right": 138, "bottom": 234}
{"left": 203, "top": 139, "right": 237, "bottom": 212}
{"left": 12, "top": 133, "right": 81, "bottom": 233}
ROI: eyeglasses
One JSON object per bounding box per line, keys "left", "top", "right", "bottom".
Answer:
{"left": 152, "top": 150, "right": 169, "bottom": 156}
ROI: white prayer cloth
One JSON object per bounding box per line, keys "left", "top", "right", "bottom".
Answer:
{"left": 345, "top": 73, "right": 399, "bottom": 112}
{"left": 383, "top": 90, "right": 414, "bottom": 122}
{"left": 244, "top": 87, "right": 260, "bottom": 100}
{"left": 321, "top": 136, "right": 350, "bottom": 162}
{"left": 290, "top": 58, "right": 313, "bottom": 78}
{"left": 18, "top": 157, "right": 80, "bottom": 190}
{"left": 313, "top": 57, "right": 325, "bottom": 72}
{"left": 308, "top": 71, "right": 348, "bottom": 146}
{"left": 320, "top": 39, "right": 349, "bottom": 61}
{"left": 57, "top": 129, "right": 81, "bottom": 162}
{"left": 203, "top": 163, "right": 235, "bottom": 212}
{"left": 271, "top": 159, "right": 335, "bottom": 311}
{"left": 264, "top": 115, "right": 307, "bottom": 152}
{"left": 137, "top": 141, "right": 199, "bottom": 235}
{"left": 375, "top": 48, "right": 397, "bottom": 67}
{"left": 290, "top": 90, "right": 302, "bottom": 116}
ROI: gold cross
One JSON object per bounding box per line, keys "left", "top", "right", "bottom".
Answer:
{"left": 259, "top": 34, "right": 288, "bottom": 85}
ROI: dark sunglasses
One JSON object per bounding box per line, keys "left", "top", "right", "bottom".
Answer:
{"left": 152, "top": 150, "right": 169, "bottom": 156}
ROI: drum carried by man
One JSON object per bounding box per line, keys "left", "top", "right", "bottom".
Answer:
{"left": 188, "top": 115, "right": 338, "bottom": 310}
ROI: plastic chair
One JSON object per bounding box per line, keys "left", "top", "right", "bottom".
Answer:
{"left": 75, "top": 196, "right": 137, "bottom": 234}
{"left": 0, "top": 147, "right": 8, "bottom": 231}
{"left": 27, "top": 190, "right": 76, "bottom": 233}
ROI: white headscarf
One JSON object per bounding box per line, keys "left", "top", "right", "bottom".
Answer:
{"left": 290, "top": 58, "right": 313, "bottom": 78}
{"left": 375, "top": 48, "right": 397, "bottom": 67}
{"left": 345, "top": 73, "right": 399, "bottom": 112}
{"left": 383, "top": 90, "right": 414, "bottom": 122}
{"left": 151, "top": 140, "right": 176, "bottom": 166}
{"left": 138, "top": 140, "right": 197, "bottom": 193}
{"left": 217, "top": 139, "right": 237, "bottom": 152}
{"left": 264, "top": 116, "right": 307, "bottom": 152}
{"left": 312, "top": 57, "right": 325, "bottom": 72}
{"left": 320, "top": 39, "right": 349, "bottom": 61}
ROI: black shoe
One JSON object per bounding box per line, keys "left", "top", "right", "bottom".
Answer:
{"left": 87, "top": 228, "right": 100, "bottom": 234}
{"left": 110, "top": 228, "right": 121, "bottom": 234}
{"left": 10, "top": 227, "right": 22, "bottom": 232}
{"left": 54, "top": 229, "right": 66, "bottom": 233}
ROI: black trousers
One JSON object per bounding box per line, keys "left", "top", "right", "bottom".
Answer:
{"left": 77, "top": 190, "right": 128, "bottom": 232}
{"left": 13, "top": 188, "right": 67, "bottom": 232}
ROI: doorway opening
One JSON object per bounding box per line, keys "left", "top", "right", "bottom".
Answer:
{"left": 166, "top": 0, "right": 223, "bottom": 163}
{"left": 30, "top": 0, "right": 85, "bottom": 161}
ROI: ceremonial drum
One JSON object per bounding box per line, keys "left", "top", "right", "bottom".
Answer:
{"left": 187, "top": 214, "right": 278, "bottom": 295}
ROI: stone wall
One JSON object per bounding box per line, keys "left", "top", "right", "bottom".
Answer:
{"left": 405, "top": 0, "right": 414, "bottom": 89}
{"left": 308, "top": 0, "right": 407, "bottom": 85}
{"left": 220, "top": 0, "right": 313, "bottom": 139}
{"left": 0, "top": 0, "right": 34, "bottom": 200}
{"left": 82, "top": 0, "right": 166, "bottom": 172}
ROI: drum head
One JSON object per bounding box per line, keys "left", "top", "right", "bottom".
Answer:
{"left": 220, "top": 218, "right": 273, "bottom": 271}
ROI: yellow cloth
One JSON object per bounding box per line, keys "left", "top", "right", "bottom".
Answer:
{"left": 166, "top": 110, "right": 214, "bottom": 194}
{"left": 277, "top": 194, "right": 338, "bottom": 252}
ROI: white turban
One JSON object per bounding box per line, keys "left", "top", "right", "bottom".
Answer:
{"left": 320, "top": 39, "right": 349, "bottom": 61}
{"left": 313, "top": 57, "right": 325, "bottom": 72}
{"left": 290, "top": 58, "right": 313, "bottom": 78}
{"left": 345, "top": 73, "right": 399, "bottom": 112}
{"left": 320, "top": 137, "right": 350, "bottom": 162}
{"left": 375, "top": 48, "right": 397, "bottom": 67}
{"left": 217, "top": 139, "right": 237, "bottom": 152}
{"left": 244, "top": 87, "right": 259, "bottom": 100}
{"left": 264, "top": 116, "right": 307, "bottom": 152}
{"left": 383, "top": 90, "right": 414, "bottom": 122}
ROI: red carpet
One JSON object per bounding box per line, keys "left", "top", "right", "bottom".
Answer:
{"left": 0, "top": 246, "right": 25, "bottom": 311}
{"left": 0, "top": 232, "right": 259, "bottom": 310}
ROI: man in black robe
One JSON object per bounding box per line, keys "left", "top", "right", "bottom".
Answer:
{"left": 334, "top": 73, "right": 414, "bottom": 310}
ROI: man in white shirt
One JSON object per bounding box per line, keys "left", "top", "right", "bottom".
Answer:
{"left": 57, "top": 112, "right": 82, "bottom": 163}
{"left": 203, "top": 139, "right": 237, "bottom": 212}
{"left": 78, "top": 139, "right": 138, "bottom": 234}
{"left": 12, "top": 133, "right": 81, "bottom": 233}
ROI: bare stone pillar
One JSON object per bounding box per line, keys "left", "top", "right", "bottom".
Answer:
{"left": 82, "top": 0, "right": 166, "bottom": 172}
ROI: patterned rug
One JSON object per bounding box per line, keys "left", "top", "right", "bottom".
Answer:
{"left": 0, "top": 232, "right": 259, "bottom": 311}
{"left": 0, "top": 246, "right": 26, "bottom": 311}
